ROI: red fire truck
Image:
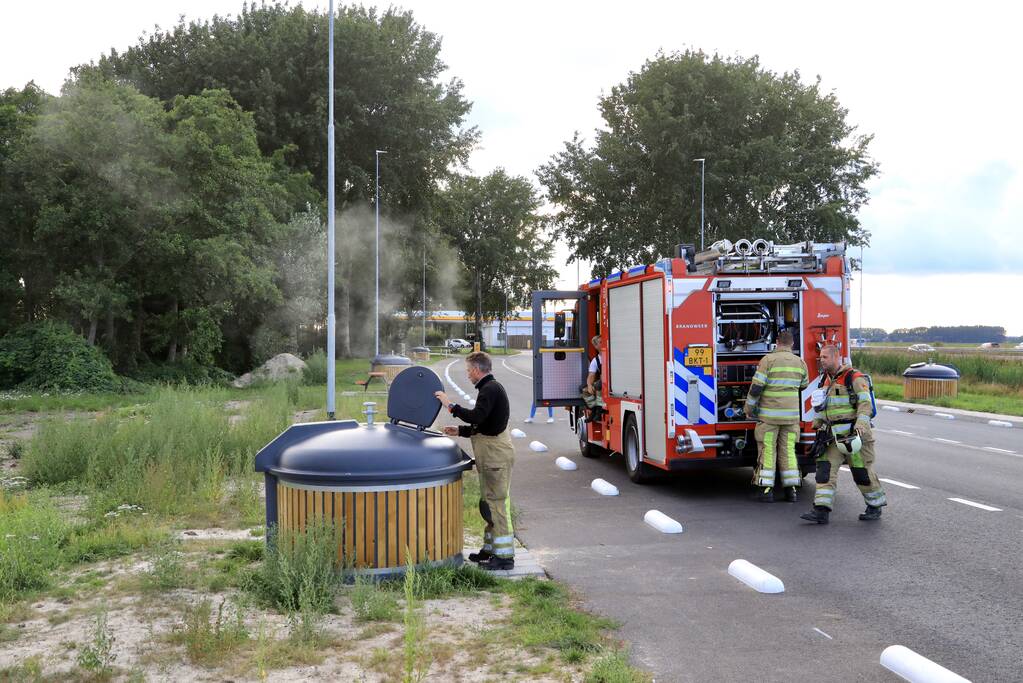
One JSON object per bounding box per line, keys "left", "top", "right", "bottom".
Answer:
{"left": 531, "top": 239, "right": 852, "bottom": 484}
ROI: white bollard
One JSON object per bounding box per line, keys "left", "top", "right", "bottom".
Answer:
{"left": 882, "top": 405, "right": 901, "bottom": 412}
{"left": 988, "top": 419, "right": 1013, "bottom": 428}
{"left": 880, "top": 645, "right": 970, "bottom": 683}
{"left": 644, "top": 509, "right": 684, "bottom": 534}
{"left": 529, "top": 440, "right": 548, "bottom": 452}
{"left": 555, "top": 456, "right": 577, "bottom": 471}
{"left": 933, "top": 412, "right": 955, "bottom": 420}
{"left": 728, "top": 559, "right": 785, "bottom": 594}
{"left": 591, "top": 478, "right": 619, "bottom": 496}
{"left": 510, "top": 428, "right": 527, "bottom": 438}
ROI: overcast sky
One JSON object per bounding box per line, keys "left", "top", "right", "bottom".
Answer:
{"left": 3, "top": 1, "right": 1020, "bottom": 333}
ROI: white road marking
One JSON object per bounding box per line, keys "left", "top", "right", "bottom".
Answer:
{"left": 982, "top": 446, "right": 1016, "bottom": 454}
{"left": 988, "top": 419, "right": 1013, "bottom": 428}
{"left": 948, "top": 497, "right": 1003, "bottom": 512}
{"left": 933, "top": 437, "right": 960, "bottom": 444}
{"left": 501, "top": 358, "right": 532, "bottom": 380}
{"left": 933, "top": 412, "right": 955, "bottom": 420}
{"left": 813, "top": 627, "right": 833, "bottom": 640}
{"left": 839, "top": 465, "right": 850, "bottom": 472}
{"left": 889, "top": 429, "right": 914, "bottom": 436}
{"left": 878, "top": 428, "right": 1021, "bottom": 459}
{"left": 879, "top": 478, "right": 920, "bottom": 490}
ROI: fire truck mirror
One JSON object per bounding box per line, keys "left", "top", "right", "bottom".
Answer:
{"left": 554, "top": 312, "right": 566, "bottom": 339}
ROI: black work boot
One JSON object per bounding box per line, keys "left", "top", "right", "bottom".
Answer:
{"left": 479, "top": 556, "right": 514, "bottom": 571}
{"left": 858, "top": 505, "right": 883, "bottom": 521}
{"left": 755, "top": 487, "right": 775, "bottom": 503}
{"left": 800, "top": 506, "right": 830, "bottom": 524}
{"left": 467, "top": 549, "right": 492, "bottom": 563}
{"left": 784, "top": 487, "right": 798, "bottom": 503}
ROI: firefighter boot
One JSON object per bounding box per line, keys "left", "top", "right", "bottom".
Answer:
{"left": 859, "top": 505, "right": 883, "bottom": 521}
{"left": 784, "top": 486, "right": 798, "bottom": 503}
{"left": 479, "top": 556, "right": 514, "bottom": 571}
{"left": 467, "top": 549, "right": 493, "bottom": 563}
{"left": 755, "top": 487, "right": 775, "bottom": 503}
{"left": 800, "top": 506, "right": 830, "bottom": 524}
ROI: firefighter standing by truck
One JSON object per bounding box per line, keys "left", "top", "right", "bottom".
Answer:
{"left": 800, "top": 344, "right": 887, "bottom": 524}
{"left": 744, "top": 328, "right": 809, "bottom": 502}
{"left": 436, "top": 352, "right": 516, "bottom": 569}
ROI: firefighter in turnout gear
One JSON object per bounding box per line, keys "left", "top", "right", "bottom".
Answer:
{"left": 801, "top": 344, "right": 887, "bottom": 524}
{"left": 436, "top": 352, "right": 516, "bottom": 570}
{"left": 744, "top": 328, "right": 809, "bottom": 503}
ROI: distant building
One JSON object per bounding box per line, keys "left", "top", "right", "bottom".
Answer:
{"left": 396, "top": 310, "right": 575, "bottom": 348}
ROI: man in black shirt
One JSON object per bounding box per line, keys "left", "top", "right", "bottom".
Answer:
{"left": 435, "top": 351, "right": 515, "bottom": 570}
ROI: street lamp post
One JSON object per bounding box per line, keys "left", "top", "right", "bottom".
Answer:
{"left": 326, "top": 0, "right": 337, "bottom": 419}
{"left": 693, "top": 158, "right": 706, "bottom": 250}
{"left": 374, "top": 149, "right": 387, "bottom": 358}
{"left": 422, "top": 248, "right": 427, "bottom": 346}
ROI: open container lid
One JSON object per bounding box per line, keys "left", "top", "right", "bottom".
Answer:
{"left": 254, "top": 367, "right": 471, "bottom": 485}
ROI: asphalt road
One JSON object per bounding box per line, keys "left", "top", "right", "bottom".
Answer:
{"left": 436, "top": 354, "right": 1023, "bottom": 682}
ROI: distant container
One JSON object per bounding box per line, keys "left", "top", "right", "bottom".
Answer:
{"left": 371, "top": 353, "right": 413, "bottom": 382}
{"left": 410, "top": 346, "right": 430, "bottom": 362}
{"left": 903, "top": 362, "right": 959, "bottom": 399}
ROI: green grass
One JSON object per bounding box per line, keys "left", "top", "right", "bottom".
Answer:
{"left": 586, "top": 649, "right": 650, "bottom": 683}
{"left": 854, "top": 350, "right": 1023, "bottom": 390}
{"left": 0, "top": 490, "right": 67, "bottom": 603}
{"left": 504, "top": 579, "right": 617, "bottom": 663}
{"left": 242, "top": 522, "right": 342, "bottom": 614}
{"left": 170, "top": 598, "right": 249, "bottom": 666}
{"left": 872, "top": 378, "right": 1023, "bottom": 416}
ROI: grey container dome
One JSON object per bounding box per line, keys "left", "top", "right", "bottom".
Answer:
{"left": 903, "top": 362, "right": 960, "bottom": 380}
{"left": 255, "top": 420, "right": 471, "bottom": 486}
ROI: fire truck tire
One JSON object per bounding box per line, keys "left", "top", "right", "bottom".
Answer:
{"left": 623, "top": 415, "right": 658, "bottom": 484}
{"left": 578, "top": 418, "right": 601, "bottom": 458}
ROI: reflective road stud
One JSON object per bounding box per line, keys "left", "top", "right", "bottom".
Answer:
{"left": 728, "top": 559, "right": 784, "bottom": 594}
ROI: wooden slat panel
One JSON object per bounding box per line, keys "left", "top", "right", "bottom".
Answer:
{"left": 277, "top": 483, "right": 285, "bottom": 532}
{"left": 354, "top": 493, "right": 365, "bottom": 567}
{"left": 344, "top": 492, "right": 355, "bottom": 567}
{"left": 376, "top": 491, "right": 387, "bottom": 567}
{"left": 306, "top": 489, "right": 314, "bottom": 528}
{"left": 333, "top": 492, "right": 344, "bottom": 565}
{"left": 364, "top": 492, "right": 376, "bottom": 568}
{"left": 424, "top": 487, "right": 433, "bottom": 561}
{"left": 397, "top": 489, "right": 408, "bottom": 566}
{"left": 312, "top": 490, "right": 321, "bottom": 524}
{"left": 408, "top": 487, "right": 419, "bottom": 564}
{"left": 458, "top": 479, "right": 464, "bottom": 555}
{"left": 298, "top": 488, "right": 305, "bottom": 530}
{"left": 435, "top": 484, "right": 443, "bottom": 560}
{"left": 387, "top": 491, "right": 397, "bottom": 568}
{"left": 417, "top": 488, "right": 427, "bottom": 562}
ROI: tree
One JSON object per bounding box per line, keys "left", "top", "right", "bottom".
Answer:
{"left": 432, "top": 170, "right": 558, "bottom": 338}
{"left": 537, "top": 50, "right": 878, "bottom": 276}
{"left": 81, "top": 2, "right": 476, "bottom": 215}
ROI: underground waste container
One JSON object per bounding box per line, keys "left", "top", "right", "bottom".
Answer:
{"left": 371, "top": 353, "right": 413, "bottom": 383}
{"left": 255, "top": 366, "right": 473, "bottom": 576}
{"left": 903, "top": 361, "right": 960, "bottom": 400}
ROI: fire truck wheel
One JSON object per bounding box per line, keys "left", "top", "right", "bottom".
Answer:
{"left": 578, "top": 418, "right": 600, "bottom": 458}
{"left": 623, "top": 415, "right": 657, "bottom": 484}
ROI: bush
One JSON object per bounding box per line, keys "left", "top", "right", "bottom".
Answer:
{"left": 301, "top": 350, "right": 328, "bottom": 385}
{"left": 0, "top": 321, "right": 119, "bottom": 393}
{"left": 243, "top": 522, "right": 341, "bottom": 614}
{"left": 0, "top": 490, "right": 68, "bottom": 603}
{"left": 130, "top": 359, "right": 233, "bottom": 386}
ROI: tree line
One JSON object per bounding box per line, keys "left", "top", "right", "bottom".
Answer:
{"left": 852, "top": 327, "right": 1010, "bottom": 343}
{"left": 1, "top": 2, "right": 875, "bottom": 381}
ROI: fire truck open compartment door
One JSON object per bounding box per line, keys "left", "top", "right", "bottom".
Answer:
{"left": 531, "top": 290, "right": 589, "bottom": 407}
{"left": 608, "top": 279, "right": 668, "bottom": 463}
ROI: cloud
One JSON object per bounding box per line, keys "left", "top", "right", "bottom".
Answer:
{"left": 862, "top": 160, "right": 1021, "bottom": 274}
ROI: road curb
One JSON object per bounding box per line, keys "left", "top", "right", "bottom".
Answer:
{"left": 877, "top": 399, "right": 1021, "bottom": 428}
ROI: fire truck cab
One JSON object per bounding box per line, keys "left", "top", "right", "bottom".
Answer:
{"left": 531, "top": 239, "right": 852, "bottom": 484}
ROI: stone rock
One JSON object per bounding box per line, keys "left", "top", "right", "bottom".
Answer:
{"left": 232, "top": 353, "right": 307, "bottom": 388}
